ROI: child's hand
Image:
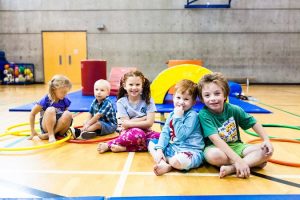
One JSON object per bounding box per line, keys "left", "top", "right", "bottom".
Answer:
{"left": 155, "top": 149, "right": 166, "bottom": 163}
{"left": 82, "top": 122, "right": 90, "bottom": 131}
{"left": 234, "top": 160, "right": 250, "bottom": 178}
{"left": 27, "top": 130, "right": 38, "bottom": 140}
{"left": 174, "top": 105, "right": 184, "bottom": 117}
{"left": 121, "top": 120, "right": 130, "bottom": 130}
{"left": 261, "top": 141, "right": 274, "bottom": 156}
{"left": 82, "top": 125, "right": 88, "bottom": 131}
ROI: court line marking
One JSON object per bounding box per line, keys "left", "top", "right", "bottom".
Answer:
{"left": 251, "top": 171, "right": 300, "bottom": 188}
{"left": 3, "top": 136, "right": 28, "bottom": 147}
{"left": 0, "top": 169, "right": 299, "bottom": 179}
{"left": 112, "top": 152, "right": 135, "bottom": 197}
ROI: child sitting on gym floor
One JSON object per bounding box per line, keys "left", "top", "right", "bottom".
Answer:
{"left": 97, "top": 70, "right": 160, "bottom": 153}
{"left": 71, "top": 79, "right": 117, "bottom": 139}
{"left": 28, "top": 74, "right": 73, "bottom": 143}
{"left": 148, "top": 79, "right": 205, "bottom": 176}
{"left": 198, "top": 72, "right": 273, "bottom": 178}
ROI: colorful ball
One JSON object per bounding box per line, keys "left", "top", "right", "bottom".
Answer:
{"left": 8, "top": 68, "right": 14, "bottom": 74}
{"left": 19, "top": 66, "right": 24, "bottom": 74}
{"left": 14, "top": 68, "right": 19, "bottom": 77}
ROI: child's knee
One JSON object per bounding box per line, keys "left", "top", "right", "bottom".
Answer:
{"left": 62, "top": 111, "right": 72, "bottom": 119}
{"left": 169, "top": 158, "right": 182, "bottom": 169}
{"left": 147, "top": 140, "right": 155, "bottom": 150}
{"left": 59, "top": 115, "right": 72, "bottom": 126}
{"left": 45, "top": 107, "right": 56, "bottom": 114}
{"left": 205, "top": 148, "right": 229, "bottom": 166}
{"left": 169, "top": 155, "right": 191, "bottom": 170}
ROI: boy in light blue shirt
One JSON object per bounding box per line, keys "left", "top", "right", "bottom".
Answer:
{"left": 148, "top": 79, "right": 205, "bottom": 176}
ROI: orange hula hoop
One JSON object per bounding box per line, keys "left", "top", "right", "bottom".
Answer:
{"left": 58, "top": 125, "right": 120, "bottom": 144}
{"left": 246, "top": 138, "right": 300, "bottom": 167}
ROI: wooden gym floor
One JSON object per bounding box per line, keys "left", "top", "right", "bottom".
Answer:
{"left": 0, "top": 83, "right": 299, "bottom": 198}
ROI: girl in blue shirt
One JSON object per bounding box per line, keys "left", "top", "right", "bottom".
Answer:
{"left": 28, "top": 75, "right": 73, "bottom": 143}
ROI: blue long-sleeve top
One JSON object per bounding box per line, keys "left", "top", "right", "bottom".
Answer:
{"left": 155, "top": 109, "right": 204, "bottom": 152}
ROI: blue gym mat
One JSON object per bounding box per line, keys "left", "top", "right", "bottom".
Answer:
{"left": 9, "top": 90, "right": 271, "bottom": 114}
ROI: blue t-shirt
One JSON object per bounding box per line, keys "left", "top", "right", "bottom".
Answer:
{"left": 155, "top": 108, "right": 204, "bottom": 152}
{"left": 37, "top": 94, "right": 71, "bottom": 118}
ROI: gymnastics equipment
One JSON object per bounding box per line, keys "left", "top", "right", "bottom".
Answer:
{"left": 58, "top": 125, "right": 120, "bottom": 144}
{"left": 9, "top": 87, "right": 271, "bottom": 114}
{"left": 81, "top": 60, "right": 107, "bottom": 96}
{"left": 150, "top": 64, "right": 212, "bottom": 104}
{"left": 0, "top": 51, "right": 9, "bottom": 83}
{"left": 3, "top": 121, "right": 40, "bottom": 136}
{"left": 0, "top": 51, "right": 35, "bottom": 85}
{"left": 0, "top": 133, "right": 71, "bottom": 151}
{"left": 167, "top": 60, "right": 203, "bottom": 67}
{"left": 167, "top": 60, "right": 203, "bottom": 94}
{"left": 228, "top": 81, "right": 242, "bottom": 96}
{"left": 66, "top": 134, "right": 119, "bottom": 144}
{"left": 247, "top": 138, "right": 300, "bottom": 167}
{"left": 109, "top": 67, "right": 137, "bottom": 96}
{"left": 0, "top": 122, "right": 70, "bottom": 151}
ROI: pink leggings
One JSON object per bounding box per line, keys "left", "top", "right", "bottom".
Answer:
{"left": 108, "top": 128, "right": 160, "bottom": 152}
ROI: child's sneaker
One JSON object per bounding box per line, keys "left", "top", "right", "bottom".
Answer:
{"left": 116, "top": 127, "right": 122, "bottom": 133}
{"left": 80, "top": 131, "right": 97, "bottom": 140}
{"left": 69, "top": 127, "right": 81, "bottom": 139}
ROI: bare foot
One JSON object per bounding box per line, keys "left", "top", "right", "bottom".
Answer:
{"left": 27, "top": 135, "right": 35, "bottom": 140}
{"left": 255, "top": 162, "right": 267, "bottom": 169}
{"left": 111, "top": 144, "right": 126, "bottom": 152}
{"left": 38, "top": 134, "right": 49, "bottom": 140}
{"left": 153, "top": 162, "right": 172, "bottom": 176}
{"left": 48, "top": 136, "right": 56, "bottom": 143}
{"left": 97, "top": 143, "right": 109, "bottom": 153}
{"left": 219, "top": 165, "right": 235, "bottom": 178}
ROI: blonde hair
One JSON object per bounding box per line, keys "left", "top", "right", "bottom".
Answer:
{"left": 48, "top": 75, "right": 72, "bottom": 101}
{"left": 174, "top": 79, "right": 198, "bottom": 101}
{"left": 198, "top": 72, "right": 229, "bottom": 102}
{"left": 94, "top": 79, "right": 111, "bottom": 91}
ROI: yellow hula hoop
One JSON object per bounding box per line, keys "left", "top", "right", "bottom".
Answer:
{"left": 3, "top": 121, "right": 40, "bottom": 136}
{"left": 0, "top": 132, "right": 71, "bottom": 151}
{"left": 0, "top": 132, "right": 10, "bottom": 137}
{"left": 0, "top": 122, "right": 70, "bottom": 151}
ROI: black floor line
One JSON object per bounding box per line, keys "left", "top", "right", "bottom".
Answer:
{"left": 251, "top": 171, "right": 300, "bottom": 188}
{"left": 0, "top": 178, "right": 65, "bottom": 198}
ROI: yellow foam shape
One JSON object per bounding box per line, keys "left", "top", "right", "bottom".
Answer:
{"left": 151, "top": 64, "right": 212, "bottom": 104}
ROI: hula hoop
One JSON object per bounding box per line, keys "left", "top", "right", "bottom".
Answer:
{"left": 60, "top": 125, "right": 120, "bottom": 144}
{"left": 0, "top": 132, "right": 10, "bottom": 137}
{"left": 4, "top": 121, "right": 40, "bottom": 136}
{"left": 247, "top": 138, "right": 300, "bottom": 167}
{"left": 244, "top": 124, "right": 300, "bottom": 141}
{"left": 0, "top": 122, "right": 70, "bottom": 151}
{"left": 0, "top": 132, "right": 71, "bottom": 151}
{"left": 66, "top": 135, "right": 119, "bottom": 144}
